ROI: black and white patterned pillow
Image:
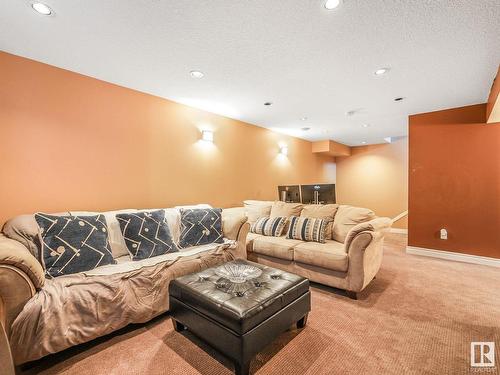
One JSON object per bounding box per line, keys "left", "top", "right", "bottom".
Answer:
{"left": 116, "top": 210, "right": 179, "bottom": 260}
{"left": 286, "top": 216, "right": 328, "bottom": 243}
{"left": 250, "top": 217, "right": 287, "bottom": 237}
{"left": 35, "top": 213, "right": 115, "bottom": 278}
{"left": 179, "top": 208, "right": 223, "bottom": 248}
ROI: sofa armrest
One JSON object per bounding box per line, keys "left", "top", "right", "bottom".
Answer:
{"left": 344, "top": 217, "right": 392, "bottom": 252}
{"left": 228, "top": 222, "right": 250, "bottom": 260}
{"left": 0, "top": 297, "right": 15, "bottom": 375}
{"left": 0, "top": 234, "right": 44, "bottom": 335}
{"left": 0, "top": 234, "right": 44, "bottom": 289}
{"left": 222, "top": 207, "right": 247, "bottom": 240}
{"left": 346, "top": 227, "right": 388, "bottom": 292}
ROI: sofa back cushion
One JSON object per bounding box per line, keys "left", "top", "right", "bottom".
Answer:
{"left": 300, "top": 204, "right": 338, "bottom": 239}
{"left": 250, "top": 216, "right": 287, "bottom": 237}
{"left": 286, "top": 216, "right": 328, "bottom": 243}
{"left": 332, "top": 205, "right": 376, "bottom": 243}
{"left": 243, "top": 200, "right": 273, "bottom": 223}
{"left": 35, "top": 213, "right": 115, "bottom": 278}
{"left": 116, "top": 210, "right": 179, "bottom": 260}
{"left": 179, "top": 208, "right": 224, "bottom": 248}
{"left": 269, "top": 201, "right": 304, "bottom": 218}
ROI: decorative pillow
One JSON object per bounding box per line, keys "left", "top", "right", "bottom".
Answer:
{"left": 250, "top": 217, "right": 287, "bottom": 237}
{"left": 35, "top": 213, "right": 115, "bottom": 278}
{"left": 286, "top": 216, "right": 328, "bottom": 243}
{"left": 116, "top": 210, "right": 179, "bottom": 260}
{"left": 300, "top": 204, "right": 339, "bottom": 239}
{"left": 69, "top": 209, "right": 138, "bottom": 259}
{"left": 332, "top": 205, "right": 376, "bottom": 243}
{"left": 178, "top": 208, "right": 224, "bottom": 248}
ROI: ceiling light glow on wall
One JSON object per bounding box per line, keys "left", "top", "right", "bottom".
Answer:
{"left": 190, "top": 70, "right": 204, "bottom": 78}
{"left": 31, "top": 2, "right": 53, "bottom": 15}
{"left": 324, "top": 0, "right": 341, "bottom": 10}
{"left": 374, "top": 68, "right": 389, "bottom": 76}
{"left": 279, "top": 145, "right": 288, "bottom": 156}
{"left": 201, "top": 130, "right": 213, "bottom": 142}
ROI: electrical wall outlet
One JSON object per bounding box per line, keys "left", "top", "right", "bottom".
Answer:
{"left": 440, "top": 228, "right": 448, "bottom": 240}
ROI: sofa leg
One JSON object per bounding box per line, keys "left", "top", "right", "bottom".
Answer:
{"left": 172, "top": 319, "right": 185, "bottom": 332}
{"left": 346, "top": 291, "right": 358, "bottom": 300}
{"left": 297, "top": 313, "right": 308, "bottom": 329}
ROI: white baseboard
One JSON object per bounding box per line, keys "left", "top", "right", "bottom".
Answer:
{"left": 390, "top": 228, "right": 408, "bottom": 234}
{"left": 406, "top": 246, "right": 500, "bottom": 268}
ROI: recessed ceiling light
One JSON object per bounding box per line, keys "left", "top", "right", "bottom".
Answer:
{"left": 301, "top": 127, "right": 311, "bottom": 131}
{"left": 324, "top": 0, "right": 341, "bottom": 10}
{"left": 31, "top": 2, "right": 53, "bottom": 15}
{"left": 361, "top": 141, "right": 367, "bottom": 144}
{"left": 190, "top": 70, "right": 204, "bottom": 79}
{"left": 394, "top": 97, "right": 404, "bottom": 102}
{"left": 362, "top": 124, "right": 370, "bottom": 128}
{"left": 264, "top": 102, "right": 273, "bottom": 106}
{"left": 374, "top": 68, "right": 390, "bottom": 76}
{"left": 301, "top": 116, "right": 308, "bottom": 121}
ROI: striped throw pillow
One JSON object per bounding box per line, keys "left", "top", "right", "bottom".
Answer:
{"left": 250, "top": 217, "right": 287, "bottom": 237}
{"left": 286, "top": 216, "right": 327, "bottom": 243}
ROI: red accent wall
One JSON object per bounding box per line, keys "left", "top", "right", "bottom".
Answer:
{"left": 408, "top": 104, "right": 500, "bottom": 258}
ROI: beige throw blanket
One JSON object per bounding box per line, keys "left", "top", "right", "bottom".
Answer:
{"left": 10, "top": 242, "right": 235, "bottom": 364}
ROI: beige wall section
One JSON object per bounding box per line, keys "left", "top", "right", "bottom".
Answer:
{"left": 0, "top": 51, "right": 335, "bottom": 225}
{"left": 335, "top": 138, "right": 408, "bottom": 229}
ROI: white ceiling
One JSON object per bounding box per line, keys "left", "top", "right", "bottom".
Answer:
{"left": 1, "top": 0, "right": 499, "bottom": 145}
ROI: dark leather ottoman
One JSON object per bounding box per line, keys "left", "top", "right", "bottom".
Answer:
{"left": 169, "top": 259, "right": 311, "bottom": 375}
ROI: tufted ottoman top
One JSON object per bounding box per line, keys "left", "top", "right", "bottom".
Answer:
{"left": 169, "top": 259, "right": 309, "bottom": 335}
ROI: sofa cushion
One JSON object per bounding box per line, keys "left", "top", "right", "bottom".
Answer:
{"left": 179, "top": 208, "right": 224, "bottom": 248}
{"left": 270, "top": 201, "right": 304, "bottom": 218}
{"left": 250, "top": 216, "right": 287, "bottom": 237}
{"left": 300, "top": 204, "right": 339, "bottom": 239}
{"left": 332, "top": 205, "right": 376, "bottom": 243}
{"left": 35, "top": 213, "right": 115, "bottom": 278}
{"left": 286, "top": 216, "right": 328, "bottom": 243}
{"left": 294, "top": 240, "right": 348, "bottom": 272}
{"left": 252, "top": 236, "right": 302, "bottom": 261}
{"left": 243, "top": 200, "right": 273, "bottom": 223}
{"left": 116, "top": 210, "right": 179, "bottom": 260}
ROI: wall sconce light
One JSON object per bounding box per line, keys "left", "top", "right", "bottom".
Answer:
{"left": 279, "top": 145, "right": 288, "bottom": 156}
{"left": 201, "top": 130, "right": 214, "bottom": 142}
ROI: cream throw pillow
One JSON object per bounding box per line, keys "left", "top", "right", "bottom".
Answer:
{"left": 269, "top": 201, "right": 304, "bottom": 218}
{"left": 332, "top": 205, "right": 376, "bottom": 243}
{"left": 243, "top": 200, "right": 273, "bottom": 223}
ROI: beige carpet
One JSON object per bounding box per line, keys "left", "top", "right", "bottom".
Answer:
{"left": 20, "top": 234, "right": 500, "bottom": 375}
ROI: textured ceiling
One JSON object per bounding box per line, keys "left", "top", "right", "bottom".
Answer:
{"left": 1, "top": 0, "right": 499, "bottom": 145}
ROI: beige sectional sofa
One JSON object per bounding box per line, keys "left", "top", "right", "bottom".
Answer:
{"left": 243, "top": 201, "right": 392, "bottom": 299}
{"left": 0, "top": 206, "right": 249, "bottom": 365}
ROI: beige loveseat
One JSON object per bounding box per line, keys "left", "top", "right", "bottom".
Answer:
{"left": 243, "top": 201, "right": 392, "bottom": 299}
{"left": 0, "top": 206, "right": 249, "bottom": 365}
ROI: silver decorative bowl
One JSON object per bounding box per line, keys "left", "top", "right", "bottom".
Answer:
{"left": 215, "top": 263, "right": 262, "bottom": 284}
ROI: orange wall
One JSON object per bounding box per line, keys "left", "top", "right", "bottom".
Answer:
{"left": 408, "top": 104, "right": 500, "bottom": 258}
{"left": 336, "top": 137, "right": 408, "bottom": 229}
{"left": 0, "top": 51, "right": 335, "bottom": 225}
